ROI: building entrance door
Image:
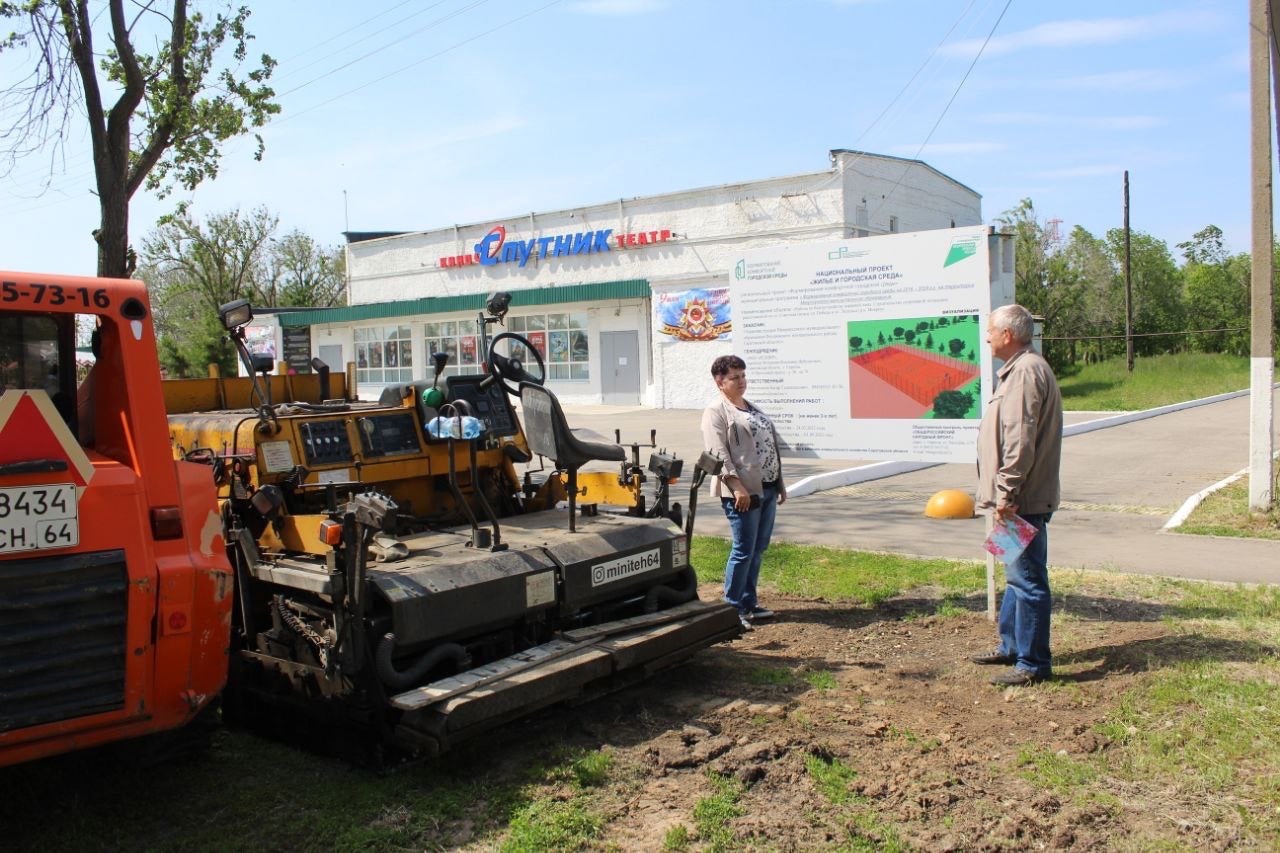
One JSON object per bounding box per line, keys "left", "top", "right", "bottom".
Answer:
{"left": 599, "top": 331, "right": 640, "bottom": 404}
{"left": 318, "top": 344, "right": 343, "bottom": 372}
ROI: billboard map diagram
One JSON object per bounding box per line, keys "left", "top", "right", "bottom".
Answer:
{"left": 730, "top": 226, "right": 997, "bottom": 464}
{"left": 846, "top": 314, "right": 981, "bottom": 419}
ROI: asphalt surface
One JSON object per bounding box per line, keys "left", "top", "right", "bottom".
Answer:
{"left": 540, "top": 389, "right": 1280, "bottom": 586}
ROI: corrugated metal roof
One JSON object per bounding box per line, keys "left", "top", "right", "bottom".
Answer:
{"left": 278, "top": 279, "right": 650, "bottom": 327}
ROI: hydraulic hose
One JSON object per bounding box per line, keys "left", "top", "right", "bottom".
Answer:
{"left": 375, "top": 634, "right": 470, "bottom": 691}
{"left": 642, "top": 566, "right": 698, "bottom": 613}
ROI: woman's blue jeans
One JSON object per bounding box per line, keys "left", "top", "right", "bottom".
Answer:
{"left": 720, "top": 484, "right": 779, "bottom": 614}
{"left": 998, "top": 512, "right": 1053, "bottom": 677}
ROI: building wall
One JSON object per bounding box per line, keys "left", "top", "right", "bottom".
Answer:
{"left": 333, "top": 150, "right": 983, "bottom": 406}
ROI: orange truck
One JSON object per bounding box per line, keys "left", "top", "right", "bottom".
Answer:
{"left": 1, "top": 273, "right": 736, "bottom": 769}
{"left": 0, "top": 271, "right": 232, "bottom": 766}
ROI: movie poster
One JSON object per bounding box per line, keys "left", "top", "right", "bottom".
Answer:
{"left": 654, "top": 287, "right": 731, "bottom": 341}
{"left": 527, "top": 330, "right": 547, "bottom": 359}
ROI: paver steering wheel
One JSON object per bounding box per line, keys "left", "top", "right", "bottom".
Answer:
{"left": 486, "top": 331, "right": 546, "bottom": 396}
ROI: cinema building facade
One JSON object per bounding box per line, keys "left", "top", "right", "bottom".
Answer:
{"left": 271, "top": 149, "right": 983, "bottom": 409}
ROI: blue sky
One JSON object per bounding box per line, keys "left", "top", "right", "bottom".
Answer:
{"left": 0, "top": 0, "right": 1258, "bottom": 275}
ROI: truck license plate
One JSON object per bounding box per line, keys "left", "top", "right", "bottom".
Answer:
{"left": 0, "top": 483, "right": 78, "bottom": 553}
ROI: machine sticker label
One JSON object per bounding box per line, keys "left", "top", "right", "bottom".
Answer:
{"left": 260, "top": 440, "right": 295, "bottom": 473}
{"left": 317, "top": 469, "right": 352, "bottom": 485}
{"left": 590, "top": 547, "right": 662, "bottom": 587}
{"left": 526, "top": 571, "right": 555, "bottom": 608}
{"left": 671, "top": 536, "right": 687, "bottom": 568}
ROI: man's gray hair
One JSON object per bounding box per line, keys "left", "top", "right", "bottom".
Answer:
{"left": 990, "top": 304, "right": 1034, "bottom": 345}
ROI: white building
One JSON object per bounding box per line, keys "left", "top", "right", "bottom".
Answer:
{"left": 278, "top": 149, "right": 982, "bottom": 408}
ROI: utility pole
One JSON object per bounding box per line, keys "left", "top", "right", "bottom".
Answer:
{"left": 1249, "top": 0, "right": 1276, "bottom": 512}
{"left": 1123, "top": 171, "right": 1133, "bottom": 372}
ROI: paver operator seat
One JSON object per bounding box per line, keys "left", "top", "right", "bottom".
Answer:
{"left": 519, "top": 381, "right": 626, "bottom": 532}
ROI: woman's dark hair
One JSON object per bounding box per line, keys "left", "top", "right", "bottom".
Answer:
{"left": 710, "top": 354, "right": 746, "bottom": 378}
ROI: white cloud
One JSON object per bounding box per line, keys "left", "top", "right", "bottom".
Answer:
{"left": 976, "top": 112, "right": 1164, "bottom": 131}
{"left": 944, "top": 10, "right": 1224, "bottom": 58}
{"left": 1046, "top": 68, "right": 1200, "bottom": 92}
{"left": 569, "top": 0, "right": 666, "bottom": 15}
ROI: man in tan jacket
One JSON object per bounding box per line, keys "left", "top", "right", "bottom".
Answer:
{"left": 972, "top": 304, "right": 1062, "bottom": 686}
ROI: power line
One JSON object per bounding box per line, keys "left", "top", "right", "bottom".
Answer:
{"left": 278, "top": 0, "right": 564, "bottom": 125}
{"left": 272, "top": 0, "right": 427, "bottom": 73}
{"left": 872, "top": 0, "right": 1013, "bottom": 219}
{"left": 0, "top": 0, "right": 564, "bottom": 217}
{"left": 849, "top": 0, "right": 981, "bottom": 152}
{"left": 276, "top": 0, "right": 492, "bottom": 97}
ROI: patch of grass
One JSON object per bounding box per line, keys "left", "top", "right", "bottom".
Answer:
{"left": 1056, "top": 351, "right": 1251, "bottom": 411}
{"left": 693, "top": 771, "right": 745, "bottom": 850}
{"left": 1177, "top": 479, "right": 1280, "bottom": 541}
{"left": 567, "top": 749, "right": 613, "bottom": 788}
{"left": 805, "top": 754, "right": 905, "bottom": 849}
{"left": 805, "top": 753, "right": 861, "bottom": 805}
{"left": 935, "top": 595, "right": 968, "bottom": 617}
{"left": 0, "top": 732, "right": 517, "bottom": 851}
{"left": 663, "top": 823, "right": 691, "bottom": 850}
{"left": 1097, "top": 660, "right": 1280, "bottom": 795}
{"left": 1162, "top": 580, "right": 1280, "bottom": 634}
{"left": 1016, "top": 745, "right": 1098, "bottom": 791}
{"left": 805, "top": 670, "right": 838, "bottom": 692}
{"left": 691, "top": 537, "right": 983, "bottom": 604}
{"left": 888, "top": 725, "right": 941, "bottom": 753}
{"left": 748, "top": 666, "right": 796, "bottom": 686}
{"left": 842, "top": 810, "right": 906, "bottom": 852}
{"left": 500, "top": 797, "right": 603, "bottom": 852}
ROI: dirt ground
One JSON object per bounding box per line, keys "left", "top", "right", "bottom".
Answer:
{"left": 442, "top": 583, "right": 1243, "bottom": 851}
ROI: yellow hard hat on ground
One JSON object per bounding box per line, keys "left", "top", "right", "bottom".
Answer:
{"left": 925, "top": 489, "right": 975, "bottom": 519}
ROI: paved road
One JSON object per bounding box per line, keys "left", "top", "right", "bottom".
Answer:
{"left": 539, "top": 389, "right": 1280, "bottom": 586}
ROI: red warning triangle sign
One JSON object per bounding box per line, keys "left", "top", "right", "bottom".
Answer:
{"left": 0, "top": 391, "right": 94, "bottom": 487}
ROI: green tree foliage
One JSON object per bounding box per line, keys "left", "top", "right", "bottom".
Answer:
{"left": 996, "top": 198, "right": 1054, "bottom": 320}
{"left": 932, "top": 389, "right": 973, "bottom": 418}
{"left": 259, "top": 231, "right": 347, "bottom": 308}
{"left": 997, "top": 199, "right": 1080, "bottom": 369}
{"left": 0, "top": 1, "right": 278, "bottom": 277}
{"left": 1055, "top": 225, "right": 1118, "bottom": 363}
{"left": 1184, "top": 254, "right": 1250, "bottom": 356}
{"left": 141, "top": 206, "right": 276, "bottom": 375}
{"left": 1000, "top": 199, "right": 1198, "bottom": 368}
{"left": 1177, "top": 225, "right": 1228, "bottom": 266}
{"left": 1178, "top": 225, "right": 1250, "bottom": 356}
{"left": 140, "top": 207, "right": 345, "bottom": 375}
{"left": 1105, "top": 229, "right": 1184, "bottom": 357}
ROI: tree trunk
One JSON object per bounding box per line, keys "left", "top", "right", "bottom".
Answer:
{"left": 96, "top": 185, "right": 130, "bottom": 278}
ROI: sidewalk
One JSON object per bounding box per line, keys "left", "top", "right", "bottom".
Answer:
{"left": 551, "top": 390, "right": 1280, "bottom": 586}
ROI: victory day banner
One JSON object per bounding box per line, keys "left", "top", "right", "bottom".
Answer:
{"left": 730, "top": 226, "right": 994, "bottom": 463}
{"left": 654, "top": 287, "right": 732, "bottom": 342}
